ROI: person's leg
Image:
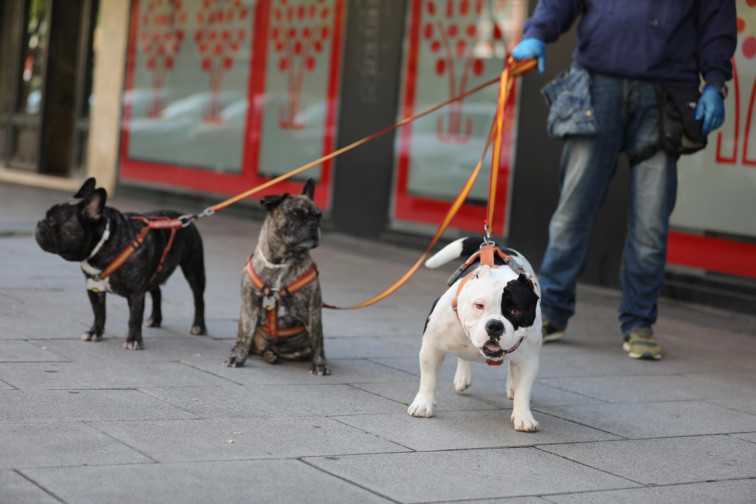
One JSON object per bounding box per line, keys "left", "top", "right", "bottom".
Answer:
{"left": 620, "top": 80, "right": 678, "bottom": 357}
{"left": 539, "top": 74, "right": 624, "bottom": 332}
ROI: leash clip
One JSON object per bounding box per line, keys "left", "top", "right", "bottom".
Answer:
{"left": 178, "top": 214, "right": 197, "bottom": 227}
{"left": 482, "top": 224, "right": 494, "bottom": 245}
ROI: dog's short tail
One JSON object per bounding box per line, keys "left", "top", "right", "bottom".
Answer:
{"left": 425, "top": 237, "right": 485, "bottom": 268}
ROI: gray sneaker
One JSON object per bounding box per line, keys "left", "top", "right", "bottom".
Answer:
{"left": 542, "top": 318, "right": 565, "bottom": 342}
{"left": 622, "top": 328, "right": 662, "bottom": 360}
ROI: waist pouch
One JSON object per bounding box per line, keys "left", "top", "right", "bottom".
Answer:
{"left": 541, "top": 66, "right": 598, "bottom": 138}
{"left": 654, "top": 84, "right": 707, "bottom": 156}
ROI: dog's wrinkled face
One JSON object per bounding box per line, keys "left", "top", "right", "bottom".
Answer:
{"left": 260, "top": 179, "right": 321, "bottom": 252}
{"left": 34, "top": 180, "right": 106, "bottom": 262}
{"left": 457, "top": 266, "right": 539, "bottom": 361}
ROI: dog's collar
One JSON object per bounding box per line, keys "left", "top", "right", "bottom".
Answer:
{"left": 255, "top": 248, "right": 289, "bottom": 270}
{"left": 86, "top": 219, "right": 111, "bottom": 260}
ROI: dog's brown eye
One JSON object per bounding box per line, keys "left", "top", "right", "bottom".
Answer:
{"left": 511, "top": 308, "right": 521, "bottom": 316}
{"left": 474, "top": 302, "right": 484, "bottom": 310}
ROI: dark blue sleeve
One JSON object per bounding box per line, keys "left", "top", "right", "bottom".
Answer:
{"left": 696, "top": 0, "right": 737, "bottom": 86}
{"left": 522, "top": 0, "right": 583, "bottom": 43}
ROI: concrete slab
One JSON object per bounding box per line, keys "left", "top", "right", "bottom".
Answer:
{"left": 22, "top": 460, "right": 394, "bottom": 504}
{"left": 0, "top": 340, "right": 67, "bottom": 363}
{"left": 322, "top": 336, "right": 421, "bottom": 359}
{"left": 733, "top": 432, "right": 756, "bottom": 445}
{"left": 538, "top": 400, "right": 756, "bottom": 438}
{"left": 357, "top": 378, "right": 606, "bottom": 414}
{"left": 90, "top": 417, "right": 410, "bottom": 462}
{"left": 0, "top": 422, "right": 151, "bottom": 469}
{"left": 547, "top": 479, "right": 756, "bottom": 504}
{"left": 538, "top": 374, "right": 749, "bottom": 404}
{"left": 0, "top": 360, "right": 234, "bottom": 389}
{"left": 0, "top": 470, "right": 60, "bottom": 504}
{"left": 304, "top": 448, "right": 638, "bottom": 502}
{"left": 27, "top": 335, "right": 230, "bottom": 363}
{"left": 183, "top": 357, "right": 417, "bottom": 385}
{"left": 540, "top": 435, "right": 756, "bottom": 485}
{"left": 141, "top": 383, "right": 403, "bottom": 418}
{"left": 332, "top": 409, "right": 621, "bottom": 451}
{"left": 0, "top": 390, "right": 197, "bottom": 422}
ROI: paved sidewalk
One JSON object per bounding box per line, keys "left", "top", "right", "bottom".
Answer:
{"left": 1, "top": 181, "right": 755, "bottom": 504}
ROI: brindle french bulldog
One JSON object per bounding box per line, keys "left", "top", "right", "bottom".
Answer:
{"left": 223, "top": 178, "right": 329, "bottom": 375}
{"left": 34, "top": 178, "right": 207, "bottom": 350}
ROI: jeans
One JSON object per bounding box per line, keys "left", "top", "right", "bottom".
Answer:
{"left": 539, "top": 73, "right": 678, "bottom": 338}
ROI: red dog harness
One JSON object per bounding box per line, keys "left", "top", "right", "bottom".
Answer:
{"left": 245, "top": 258, "right": 319, "bottom": 339}
{"left": 449, "top": 242, "right": 527, "bottom": 365}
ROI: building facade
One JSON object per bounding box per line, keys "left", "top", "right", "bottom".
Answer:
{"left": 1, "top": 0, "right": 755, "bottom": 312}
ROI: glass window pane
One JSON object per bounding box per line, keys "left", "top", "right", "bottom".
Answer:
{"left": 18, "top": 0, "right": 48, "bottom": 116}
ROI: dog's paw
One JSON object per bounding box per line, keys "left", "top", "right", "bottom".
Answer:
{"left": 453, "top": 372, "right": 471, "bottom": 393}
{"left": 145, "top": 318, "right": 161, "bottom": 328}
{"left": 189, "top": 324, "right": 207, "bottom": 336}
{"left": 222, "top": 356, "right": 245, "bottom": 368}
{"left": 309, "top": 362, "right": 330, "bottom": 376}
{"left": 262, "top": 350, "right": 279, "bottom": 365}
{"left": 407, "top": 395, "right": 436, "bottom": 418}
{"left": 80, "top": 332, "right": 102, "bottom": 342}
{"left": 511, "top": 410, "right": 539, "bottom": 432}
{"left": 122, "top": 340, "right": 144, "bottom": 351}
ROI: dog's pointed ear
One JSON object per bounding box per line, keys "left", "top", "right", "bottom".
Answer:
{"left": 300, "top": 178, "right": 315, "bottom": 200}
{"left": 79, "top": 188, "right": 107, "bottom": 221}
{"left": 74, "top": 178, "right": 97, "bottom": 199}
{"left": 260, "top": 193, "right": 289, "bottom": 212}
{"left": 517, "top": 273, "right": 535, "bottom": 291}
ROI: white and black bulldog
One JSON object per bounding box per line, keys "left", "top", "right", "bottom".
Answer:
{"left": 407, "top": 237, "right": 542, "bottom": 432}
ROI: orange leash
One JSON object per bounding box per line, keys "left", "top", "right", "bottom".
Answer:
{"left": 323, "top": 57, "right": 529, "bottom": 310}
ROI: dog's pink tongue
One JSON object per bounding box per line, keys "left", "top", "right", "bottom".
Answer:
{"left": 486, "top": 342, "right": 501, "bottom": 352}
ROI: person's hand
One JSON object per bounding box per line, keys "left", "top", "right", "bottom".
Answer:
{"left": 512, "top": 38, "right": 546, "bottom": 74}
{"left": 695, "top": 85, "right": 725, "bottom": 136}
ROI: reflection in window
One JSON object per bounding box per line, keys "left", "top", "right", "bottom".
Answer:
{"left": 19, "top": 0, "right": 47, "bottom": 115}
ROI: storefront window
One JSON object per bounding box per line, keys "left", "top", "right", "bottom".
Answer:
{"left": 18, "top": 0, "right": 47, "bottom": 116}
{"left": 393, "top": 0, "right": 526, "bottom": 233}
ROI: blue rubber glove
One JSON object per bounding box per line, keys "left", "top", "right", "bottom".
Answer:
{"left": 512, "top": 38, "right": 546, "bottom": 74}
{"left": 695, "top": 85, "right": 725, "bottom": 136}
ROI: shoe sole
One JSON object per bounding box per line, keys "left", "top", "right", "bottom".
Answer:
{"left": 543, "top": 330, "right": 565, "bottom": 343}
{"left": 622, "top": 342, "right": 661, "bottom": 360}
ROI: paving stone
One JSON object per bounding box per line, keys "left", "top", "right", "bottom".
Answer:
{"left": 333, "top": 410, "right": 620, "bottom": 451}
{"left": 0, "top": 470, "right": 60, "bottom": 504}
{"left": 304, "top": 448, "right": 638, "bottom": 502}
{"left": 322, "top": 336, "right": 420, "bottom": 359}
{"left": 0, "top": 390, "right": 197, "bottom": 422}
{"left": 732, "top": 432, "right": 756, "bottom": 445}
{"left": 90, "top": 417, "right": 410, "bottom": 462}
{"left": 539, "top": 374, "right": 748, "bottom": 404}
{"left": 0, "top": 360, "right": 234, "bottom": 389}
{"left": 539, "top": 400, "right": 756, "bottom": 438}
{"left": 0, "top": 422, "right": 151, "bottom": 469}
{"left": 27, "top": 336, "right": 230, "bottom": 363}
{"left": 141, "top": 383, "right": 402, "bottom": 418}
{"left": 358, "top": 378, "right": 605, "bottom": 415}
{"left": 22, "top": 460, "right": 393, "bottom": 504}
{"left": 0, "top": 340, "right": 67, "bottom": 363}
{"left": 547, "top": 478, "right": 756, "bottom": 504}
{"left": 540, "top": 435, "right": 756, "bottom": 485}
{"left": 183, "top": 357, "right": 417, "bottom": 385}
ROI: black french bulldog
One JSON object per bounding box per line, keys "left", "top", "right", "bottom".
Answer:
{"left": 34, "top": 178, "right": 207, "bottom": 350}
{"left": 223, "top": 178, "right": 328, "bottom": 375}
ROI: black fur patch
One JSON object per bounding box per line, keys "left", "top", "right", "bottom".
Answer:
{"left": 423, "top": 296, "right": 440, "bottom": 334}
{"left": 501, "top": 273, "right": 539, "bottom": 330}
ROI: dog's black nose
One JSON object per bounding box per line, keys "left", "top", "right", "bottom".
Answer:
{"left": 485, "top": 319, "right": 504, "bottom": 336}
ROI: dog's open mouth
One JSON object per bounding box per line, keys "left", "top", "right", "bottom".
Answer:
{"left": 482, "top": 340, "right": 504, "bottom": 358}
